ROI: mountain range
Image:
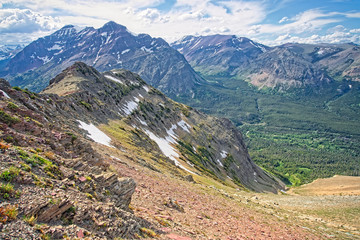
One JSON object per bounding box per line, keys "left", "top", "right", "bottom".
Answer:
{"left": 0, "top": 22, "right": 202, "bottom": 97}
{"left": 1, "top": 21, "right": 359, "bottom": 186}
{"left": 172, "top": 35, "right": 360, "bottom": 90}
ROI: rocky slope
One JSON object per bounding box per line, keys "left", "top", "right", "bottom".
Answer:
{"left": 0, "top": 79, "right": 153, "bottom": 239}
{"left": 0, "top": 62, "right": 286, "bottom": 238}
{"left": 172, "top": 35, "right": 360, "bottom": 90}
{"left": 41, "top": 62, "right": 284, "bottom": 193}
{"left": 0, "top": 21, "right": 202, "bottom": 97}
{"left": 172, "top": 35, "right": 269, "bottom": 76}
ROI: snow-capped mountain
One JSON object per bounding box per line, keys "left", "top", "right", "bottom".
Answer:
{"left": 172, "top": 35, "right": 269, "bottom": 76}
{"left": 0, "top": 44, "right": 24, "bottom": 69}
{"left": 172, "top": 35, "right": 360, "bottom": 90}
{"left": 0, "top": 21, "right": 203, "bottom": 97}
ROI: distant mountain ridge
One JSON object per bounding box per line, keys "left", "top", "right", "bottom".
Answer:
{"left": 172, "top": 35, "right": 269, "bottom": 76}
{"left": 0, "top": 21, "right": 203, "bottom": 97}
{"left": 172, "top": 35, "right": 360, "bottom": 90}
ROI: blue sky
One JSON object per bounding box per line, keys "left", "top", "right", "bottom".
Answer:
{"left": 0, "top": 0, "right": 359, "bottom": 46}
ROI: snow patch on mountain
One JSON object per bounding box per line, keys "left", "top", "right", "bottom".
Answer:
{"left": 38, "top": 56, "right": 52, "bottom": 64}
{"left": 178, "top": 120, "right": 191, "bottom": 132}
{"left": 141, "top": 46, "right": 153, "bottom": 53}
{"left": 220, "top": 150, "right": 227, "bottom": 159}
{"left": 0, "top": 90, "right": 10, "bottom": 99}
{"left": 143, "top": 127, "right": 195, "bottom": 174}
{"left": 121, "top": 97, "right": 140, "bottom": 115}
{"left": 47, "top": 44, "right": 62, "bottom": 51}
{"left": 77, "top": 120, "right": 113, "bottom": 148}
{"left": 122, "top": 49, "right": 130, "bottom": 54}
{"left": 104, "top": 75, "right": 124, "bottom": 84}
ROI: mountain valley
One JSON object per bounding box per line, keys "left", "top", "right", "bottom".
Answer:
{"left": 1, "top": 20, "right": 360, "bottom": 239}
{"left": 1, "top": 63, "right": 359, "bottom": 239}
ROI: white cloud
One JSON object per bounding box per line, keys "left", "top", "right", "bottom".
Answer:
{"left": 350, "top": 28, "right": 360, "bottom": 33}
{"left": 270, "top": 29, "right": 360, "bottom": 46}
{"left": 279, "top": 17, "right": 289, "bottom": 23}
{"left": 344, "top": 12, "right": 360, "bottom": 18}
{"left": 1, "top": 0, "right": 360, "bottom": 46}
{"left": 0, "top": 8, "right": 61, "bottom": 33}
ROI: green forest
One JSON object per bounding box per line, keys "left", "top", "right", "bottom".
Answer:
{"left": 176, "top": 76, "right": 360, "bottom": 186}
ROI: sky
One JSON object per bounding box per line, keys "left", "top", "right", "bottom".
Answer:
{"left": 0, "top": 0, "right": 360, "bottom": 46}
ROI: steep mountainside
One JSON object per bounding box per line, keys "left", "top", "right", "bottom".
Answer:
{"left": 42, "top": 62, "right": 284, "bottom": 193}
{"left": 0, "top": 73, "right": 333, "bottom": 240}
{"left": 172, "top": 35, "right": 268, "bottom": 76}
{"left": 0, "top": 22, "right": 202, "bottom": 97}
{"left": 246, "top": 46, "right": 333, "bottom": 90}
{"left": 0, "top": 78, "right": 152, "bottom": 239}
{"left": 2, "top": 62, "right": 283, "bottom": 193}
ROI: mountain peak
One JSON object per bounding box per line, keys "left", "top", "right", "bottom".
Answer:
{"left": 52, "top": 24, "right": 79, "bottom": 37}
{"left": 101, "top": 21, "right": 128, "bottom": 32}
{"left": 42, "top": 62, "right": 102, "bottom": 96}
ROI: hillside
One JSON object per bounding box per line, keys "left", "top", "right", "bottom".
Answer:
{"left": 171, "top": 35, "right": 360, "bottom": 185}
{"left": 175, "top": 75, "right": 360, "bottom": 185}
{"left": 1, "top": 62, "right": 360, "bottom": 239}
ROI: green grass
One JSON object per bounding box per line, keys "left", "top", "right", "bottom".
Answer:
{"left": 175, "top": 76, "right": 360, "bottom": 185}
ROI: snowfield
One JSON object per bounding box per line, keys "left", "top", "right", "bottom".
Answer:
{"left": 77, "top": 120, "right": 113, "bottom": 148}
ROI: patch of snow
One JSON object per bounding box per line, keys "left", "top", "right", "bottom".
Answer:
{"left": 254, "top": 179, "right": 258, "bottom": 182}
{"left": 105, "top": 75, "right": 123, "bottom": 84}
{"left": 166, "top": 124, "right": 178, "bottom": 143}
{"left": 143, "top": 85, "right": 150, "bottom": 92}
{"left": 93, "top": 48, "right": 102, "bottom": 64}
{"left": 0, "top": 90, "right": 10, "bottom": 99}
{"left": 143, "top": 128, "right": 195, "bottom": 174}
{"left": 191, "top": 39, "right": 202, "bottom": 50}
{"left": 121, "top": 49, "right": 130, "bottom": 54}
{"left": 47, "top": 44, "right": 62, "bottom": 51}
{"left": 317, "top": 49, "right": 324, "bottom": 55}
{"left": 144, "top": 129, "right": 179, "bottom": 160}
{"left": 220, "top": 150, "right": 227, "bottom": 159}
{"left": 250, "top": 41, "right": 266, "bottom": 52}
{"left": 78, "top": 41, "right": 86, "bottom": 47}
{"left": 101, "top": 32, "right": 108, "bottom": 37}
{"left": 54, "top": 49, "right": 64, "bottom": 55}
{"left": 121, "top": 99, "right": 139, "bottom": 115}
{"left": 141, "top": 46, "right": 153, "bottom": 53}
{"left": 77, "top": 120, "right": 113, "bottom": 148}
{"left": 349, "top": 84, "right": 352, "bottom": 89}
{"left": 137, "top": 118, "right": 147, "bottom": 126}
{"left": 216, "top": 159, "right": 224, "bottom": 167}
{"left": 177, "top": 120, "right": 191, "bottom": 132}
{"left": 253, "top": 172, "right": 257, "bottom": 176}
{"left": 105, "top": 34, "right": 112, "bottom": 44}
{"left": 38, "top": 56, "right": 52, "bottom": 64}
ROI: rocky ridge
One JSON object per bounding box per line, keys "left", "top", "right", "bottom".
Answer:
{"left": 0, "top": 78, "right": 155, "bottom": 239}
{"left": 40, "top": 62, "right": 284, "bottom": 193}
{"left": 0, "top": 62, "right": 286, "bottom": 238}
